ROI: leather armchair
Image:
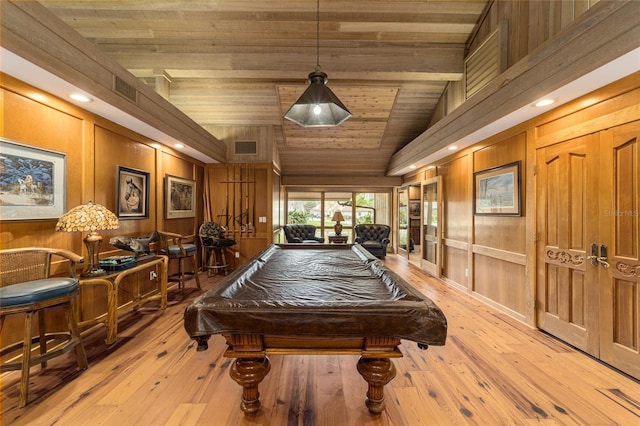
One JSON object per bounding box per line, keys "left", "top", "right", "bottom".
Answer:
{"left": 354, "top": 224, "right": 391, "bottom": 258}
{"left": 283, "top": 224, "right": 325, "bottom": 243}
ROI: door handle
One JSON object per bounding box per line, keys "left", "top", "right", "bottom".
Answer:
{"left": 587, "top": 243, "right": 599, "bottom": 267}
{"left": 599, "top": 244, "right": 610, "bottom": 269}
{"left": 587, "top": 243, "right": 610, "bottom": 268}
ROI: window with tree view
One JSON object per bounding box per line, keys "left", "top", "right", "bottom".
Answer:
{"left": 286, "top": 191, "right": 390, "bottom": 243}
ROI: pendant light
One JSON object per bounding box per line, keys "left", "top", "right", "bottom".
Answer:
{"left": 284, "top": 0, "right": 351, "bottom": 127}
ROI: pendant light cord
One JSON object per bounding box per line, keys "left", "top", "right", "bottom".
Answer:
{"left": 316, "top": 0, "right": 320, "bottom": 70}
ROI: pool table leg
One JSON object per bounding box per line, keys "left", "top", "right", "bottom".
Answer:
{"left": 356, "top": 357, "right": 397, "bottom": 414}
{"left": 229, "top": 356, "right": 271, "bottom": 414}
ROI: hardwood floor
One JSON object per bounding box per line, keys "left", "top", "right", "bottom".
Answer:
{"left": 2, "top": 254, "right": 639, "bottom": 425}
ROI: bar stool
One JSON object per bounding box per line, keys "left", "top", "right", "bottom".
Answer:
{"left": 199, "top": 222, "right": 236, "bottom": 277}
{"left": 156, "top": 231, "right": 201, "bottom": 292}
{"left": 0, "top": 247, "right": 88, "bottom": 408}
{"left": 204, "top": 246, "right": 228, "bottom": 276}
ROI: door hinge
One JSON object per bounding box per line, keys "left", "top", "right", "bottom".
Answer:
{"left": 533, "top": 164, "right": 537, "bottom": 176}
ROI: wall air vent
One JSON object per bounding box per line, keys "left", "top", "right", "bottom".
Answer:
{"left": 113, "top": 76, "right": 138, "bottom": 103}
{"left": 464, "top": 26, "right": 505, "bottom": 100}
{"left": 235, "top": 141, "right": 257, "bottom": 155}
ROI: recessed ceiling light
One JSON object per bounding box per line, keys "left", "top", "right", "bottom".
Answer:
{"left": 534, "top": 99, "right": 555, "bottom": 107}
{"left": 69, "top": 93, "right": 91, "bottom": 102}
{"left": 409, "top": 165, "right": 416, "bottom": 169}
{"left": 448, "top": 146, "right": 458, "bottom": 151}
{"left": 174, "top": 143, "right": 184, "bottom": 149}
{"left": 29, "top": 93, "right": 47, "bottom": 102}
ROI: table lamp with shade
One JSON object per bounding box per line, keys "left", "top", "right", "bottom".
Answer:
{"left": 55, "top": 201, "right": 119, "bottom": 277}
{"left": 332, "top": 211, "right": 345, "bottom": 235}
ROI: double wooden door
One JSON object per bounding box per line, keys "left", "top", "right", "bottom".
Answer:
{"left": 536, "top": 121, "right": 639, "bottom": 379}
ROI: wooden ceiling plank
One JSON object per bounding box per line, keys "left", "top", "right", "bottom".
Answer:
{"left": 32, "top": 0, "right": 494, "bottom": 177}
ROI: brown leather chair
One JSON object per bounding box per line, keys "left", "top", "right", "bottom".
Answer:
{"left": 283, "top": 224, "right": 324, "bottom": 243}
{"left": 156, "top": 231, "right": 201, "bottom": 292}
{"left": 354, "top": 224, "right": 391, "bottom": 258}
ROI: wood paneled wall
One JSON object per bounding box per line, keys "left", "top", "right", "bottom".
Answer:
{"left": 206, "top": 125, "right": 277, "bottom": 166}
{"left": 472, "top": 132, "right": 527, "bottom": 315}
{"left": 469, "top": 0, "right": 601, "bottom": 62}
{"left": 205, "top": 163, "right": 276, "bottom": 264}
{"left": 430, "top": 0, "right": 603, "bottom": 125}
{"left": 438, "top": 153, "right": 472, "bottom": 287}
{"left": 403, "top": 71, "right": 640, "bottom": 325}
{"left": 0, "top": 74, "right": 205, "bottom": 343}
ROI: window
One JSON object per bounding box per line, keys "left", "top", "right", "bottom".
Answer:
{"left": 325, "top": 192, "right": 352, "bottom": 240}
{"left": 287, "top": 192, "right": 321, "bottom": 225}
{"left": 286, "top": 190, "right": 391, "bottom": 242}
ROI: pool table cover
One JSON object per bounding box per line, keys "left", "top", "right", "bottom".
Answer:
{"left": 184, "top": 244, "right": 447, "bottom": 348}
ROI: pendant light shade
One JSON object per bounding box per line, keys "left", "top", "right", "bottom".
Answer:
{"left": 284, "top": 70, "right": 351, "bottom": 127}
{"left": 283, "top": 0, "right": 351, "bottom": 127}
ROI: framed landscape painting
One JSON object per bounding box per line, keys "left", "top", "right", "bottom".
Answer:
{"left": 166, "top": 174, "right": 196, "bottom": 219}
{"left": 473, "top": 161, "right": 521, "bottom": 216}
{"left": 0, "top": 138, "right": 66, "bottom": 221}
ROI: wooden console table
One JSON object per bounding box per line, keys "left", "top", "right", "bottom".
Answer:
{"left": 78, "top": 255, "right": 168, "bottom": 344}
{"left": 328, "top": 234, "right": 349, "bottom": 244}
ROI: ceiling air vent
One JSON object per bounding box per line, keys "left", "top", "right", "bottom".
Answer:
{"left": 235, "top": 141, "right": 257, "bottom": 155}
{"left": 113, "top": 76, "right": 138, "bottom": 103}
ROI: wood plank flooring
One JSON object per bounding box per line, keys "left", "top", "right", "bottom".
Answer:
{"left": 2, "top": 254, "right": 639, "bottom": 425}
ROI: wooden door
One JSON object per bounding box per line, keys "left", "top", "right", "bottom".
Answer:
{"left": 422, "top": 176, "right": 442, "bottom": 276}
{"left": 536, "top": 134, "right": 600, "bottom": 356}
{"left": 598, "top": 121, "right": 640, "bottom": 378}
{"left": 537, "top": 122, "right": 640, "bottom": 379}
{"left": 398, "top": 187, "right": 409, "bottom": 258}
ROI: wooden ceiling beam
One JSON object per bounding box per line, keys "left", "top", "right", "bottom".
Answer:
{"left": 133, "top": 69, "right": 462, "bottom": 82}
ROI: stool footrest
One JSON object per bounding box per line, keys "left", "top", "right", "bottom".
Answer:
{"left": 0, "top": 334, "right": 83, "bottom": 372}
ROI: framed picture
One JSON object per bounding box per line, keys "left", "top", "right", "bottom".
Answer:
{"left": 474, "top": 161, "right": 521, "bottom": 216}
{"left": 0, "top": 137, "right": 66, "bottom": 221}
{"left": 409, "top": 201, "right": 421, "bottom": 216}
{"left": 117, "top": 166, "right": 149, "bottom": 219}
{"left": 166, "top": 174, "right": 196, "bottom": 219}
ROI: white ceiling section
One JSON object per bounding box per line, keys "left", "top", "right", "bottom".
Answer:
{"left": 0, "top": 48, "right": 218, "bottom": 164}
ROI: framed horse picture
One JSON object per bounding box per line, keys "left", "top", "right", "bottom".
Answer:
{"left": 117, "top": 166, "right": 149, "bottom": 219}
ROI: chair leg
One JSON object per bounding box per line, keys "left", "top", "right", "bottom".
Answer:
{"left": 206, "top": 248, "right": 215, "bottom": 277}
{"left": 38, "top": 310, "right": 47, "bottom": 368}
{"left": 19, "top": 311, "right": 33, "bottom": 408}
{"left": 205, "top": 248, "right": 223, "bottom": 277}
{"left": 219, "top": 249, "right": 228, "bottom": 276}
{"left": 190, "top": 254, "right": 201, "bottom": 290}
{"left": 212, "top": 249, "right": 220, "bottom": 276}
{"left": 178, "top": 257, "right": 186, "bottom": 293}
{"left": 64, "top": 301, "right": 88, "bottom": 370}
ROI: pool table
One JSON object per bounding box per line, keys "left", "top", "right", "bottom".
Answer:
{"left": 184, "top": 244, "right": 447, "bottom": 414}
